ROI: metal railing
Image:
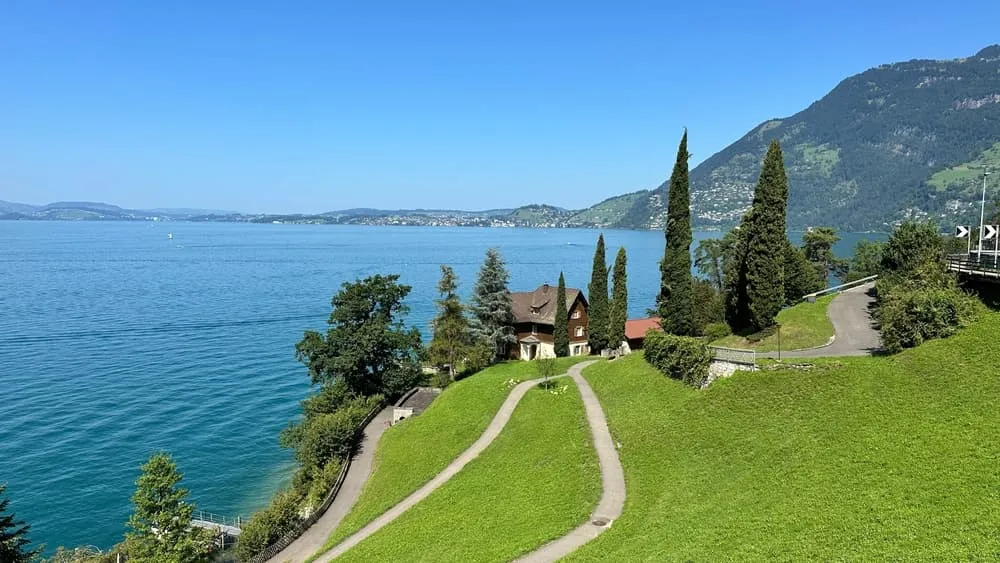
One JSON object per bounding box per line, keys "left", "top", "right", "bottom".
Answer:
{"left": 947, "top": 254, "right": 1000, "bottom": 277}
{"left": 192, "top": 510, "right": 248, "bottom": 529}
{"left": 707, "top": 346, "right": 756, "bottom": 366}
{"left": 245, "top": 404, "right": 383, "bottom": 563}
{"left": 801, "top": 274, "right": 878, "bottom": 301}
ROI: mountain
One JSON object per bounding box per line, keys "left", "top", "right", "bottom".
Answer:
{"left": 616, "top": 45, "right": 1000, "bottom": 231}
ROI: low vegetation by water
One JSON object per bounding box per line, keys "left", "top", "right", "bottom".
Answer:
{"left": 314, "top": 357, "right": 591, "bottom": 558}
{"left": 712, "top": 294, "right": 835, "bottom": 351}
{"left": 334, "top": 382, "right": 600, "bottom": 562}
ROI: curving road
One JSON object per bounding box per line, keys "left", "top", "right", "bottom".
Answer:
{"left": 766, "top": 282, "right": 881, "bottom": 358}
{"left": 315, "top": 359, "right": 624, "bottom": 562}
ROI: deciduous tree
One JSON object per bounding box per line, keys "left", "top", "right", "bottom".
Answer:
{"left": 694, "top": 238, "right": 727, "bottom": 291}
{"left": 657, "top": 131, "right": 694, "bottom": 335}
{"left": 553, "top": 272, "right": 569, "bottom": 357}
{"left": 802, "top": 227, "right": 847, "bottom": 283}
{"left": 588, "top": 234, "right": 610, "bottom": 352}
{"left": 609, "top": 247, "right": 628, "bottom": 350}
{"left": 470, "top": 248, "right": 516, "bottom": 362}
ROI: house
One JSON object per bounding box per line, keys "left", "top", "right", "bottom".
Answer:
{"left": 510, "top": 283, "right": 590, "bottom": 359}
{"left": 624, "top": 317, "right": 661, "bottom": 352}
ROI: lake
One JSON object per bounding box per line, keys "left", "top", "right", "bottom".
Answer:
{"left": 0, "top": 221, "right": 883, "bottom": 552}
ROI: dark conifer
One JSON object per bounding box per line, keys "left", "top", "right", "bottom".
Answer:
{"left": 0, "top": 485, "right": 38, "bottom": 563}
{"left": 554, "top": 272, "right": 569, "bottom": 357}
{"left": 746, "top": 140, "right": 789, "bottom": 329}
{"left": 588, "top": 234, "right": 609, "bottom": 353}
{"left": 657, "top": 130, "right": 694, "bottom": 334}
{"left": 609, "top": 247, "right": 628, "bottom": 350}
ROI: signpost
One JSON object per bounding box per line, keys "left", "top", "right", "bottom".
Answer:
{"left": 957, "top": 225, "right": 971, "bottom": 255}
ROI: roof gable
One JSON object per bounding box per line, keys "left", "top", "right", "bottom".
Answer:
{"left": 511, "top": 284, "right": 584, "bottom": 325}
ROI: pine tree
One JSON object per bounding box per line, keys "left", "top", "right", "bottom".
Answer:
{"left": 553, "top": 272, "right": 569, "bottom": 357}
{"left": 428, "top": 265, "right": 471, "bottom": 379}
{"left": 745, "top": 140, "right": 790, "bottom": 330}
{"left": 126, "top": 453, "right": 211, "bottom": 562}
{"left": 588, "top": 234, "right": 610, "bottom": 353}
{"left": 609, "top": 247, "right": 628, "bottom": 350}
{"left": 0, "top": 485, "right": 38, "bottom": 563}
{"left": 470, "top": 248, "right": 515, "bottom": 362}
{"left": 657, "top": 130, "right": 694, "bottom": 335}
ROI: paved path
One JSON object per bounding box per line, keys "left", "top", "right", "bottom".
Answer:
{"left": 513, "top": 366, "right": 626, "bottom": 563}
{"left": 266, "top": 406, "right": 394, "bottom": 563}
{"left": 765, "top": 282, "right": 881, "bottom": 358}
{"left": 315, "top": 361, "right": 604, "bottom": 562}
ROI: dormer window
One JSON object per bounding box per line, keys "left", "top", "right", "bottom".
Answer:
{"left": 531, "top": 307, "right": 540, "bottom": 315}
{"left": 571, "top": 310, "right": 581, "bottom": 319}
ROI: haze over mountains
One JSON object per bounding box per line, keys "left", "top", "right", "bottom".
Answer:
{"left": 6, "top": 46, "right": 1000, "bottom": 231}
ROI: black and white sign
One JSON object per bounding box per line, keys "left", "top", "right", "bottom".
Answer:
{"left": 956, "top": 225, "right": 970, "bottom": 238}
{"left": 984, "top": 225, "right": 999, "bottom": 240}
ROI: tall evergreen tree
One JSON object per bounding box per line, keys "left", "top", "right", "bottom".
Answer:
{"left": 723, "top": 221, "right": 753, "bottom": 331}
{"left": 0, "top": 485, "right": 38, "bottom": 563}
{"left": 746, "top": 140, "right": 789, "bottom": 330}
{"left": 588, "top": 234, "right": 610, "bottom": 353}
{"left": 470, "top": 248, "right": 515, "bottom": 362}
{"left": 553, "top": 272, "right": 569, "bottom": 357}
{"left": 657, "top": 130, "right": 694, "bottom": 335}
{"left": 428, "top": 265, "right": 471, "bottom": 378}
{"left": 609, "top": 247, "right": 628, "bottom": 350}
{"left": 126, "top": 453, "right": 212, "bottom": 562}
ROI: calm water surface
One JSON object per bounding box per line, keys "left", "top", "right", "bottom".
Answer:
{"left": 0, "top": 221, "right": 882, "bottom": 551}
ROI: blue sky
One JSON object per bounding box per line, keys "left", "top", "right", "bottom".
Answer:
{"left": 2, "top": 1, "right": 999, "bottom": 213}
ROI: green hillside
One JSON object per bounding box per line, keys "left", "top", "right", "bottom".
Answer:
{"left": 566, "top": 191, "right": 648, "bottom": 227}
{"left": 616, "top": 45, "right": 1000, "bottom": 230}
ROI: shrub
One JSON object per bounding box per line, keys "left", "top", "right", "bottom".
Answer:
{"left": 305, "top": 458, "right": 344, "bottom": 510}
{"left": 643, "top": 331, "right": 712, "bottom": 387}
{"left": 878, "top": 285, "right": 980, "bottom": 353}
{"left": 701, "top": 322, "right": 731, "bottom": 341}
{"left": 234, "top": 490, "right": 302, "bottom": 562}
{"left": 295, "top": 395, "right": 382, "bottom": 474}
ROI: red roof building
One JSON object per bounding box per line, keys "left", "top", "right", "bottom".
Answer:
{"left": 624, "top": 317, "right": 661, "bottom": 350}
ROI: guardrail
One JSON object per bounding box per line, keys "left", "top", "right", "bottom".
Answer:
{"left": 801, "top": 275, "right": 878, "bottom": 301}
{"left": 245, "top": 403, "right": 383, "bottom": 563}
{"left": 192, "top": 511, "right": 248, "bottom": 529}
{"left": 707, "top": 346, "right": 756, "bottom": 367}
{"left": 946, "top": 255, "right": 1000, "bottom": 278}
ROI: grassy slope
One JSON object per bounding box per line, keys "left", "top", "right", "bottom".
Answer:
{"left": 569, "top": 314, "right": 1000, "bottom": 560}
{"left": 314, "top": 357, "right": 590, "bottom": 557}
{"left": 712, "top": 294, "right": 835, "bottom": 352}
{"left": 336, "top": 382, "right": 601, "bottom": 562}
{"left": 928, "top": 141, "right": 1000, "bottom": 192}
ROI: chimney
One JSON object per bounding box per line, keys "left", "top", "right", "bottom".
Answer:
{"left": 542, "top": 283, "right": 550, "bottom": 293}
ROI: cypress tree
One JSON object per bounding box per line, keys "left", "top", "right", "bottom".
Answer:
{"left": 746, "top": 140, "right": 789, "bottom": 330}
{"left": 609, "top": 247, "right": 628, "bottom": 350}
{"left": 554, "top": 272, "right": 569, "bottom": 357}
{"left": 723, "top": 221, "right": 752, "bottom": 332}
{"left": 588, "top": 234, "right": 609, "bottom": 353}
{"left": 0, "top": 485, "right": 38, "bottom": 563}
{"left": 656, "top": 130, "right": 693, "bottom": 335}
{"left": 470, "top": 248, "right": 516, "bottom": 362}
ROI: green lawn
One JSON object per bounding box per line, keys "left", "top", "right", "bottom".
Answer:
{"left": 335, "top": 381, "right": 601, "bottom": 562}
{"left": 568, "top": 314, "right": 1000, "bottom": 560}
{"left": 712, "top": 294, "right": 835, "bottom": 352}
{"left": 312, "top": 356, "right": 591, "bottom": 559}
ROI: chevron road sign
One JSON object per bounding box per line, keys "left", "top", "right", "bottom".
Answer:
{"left": 956, "top": 225, "right": 970, "bottom": 238}
{"left": 984, "top": 225, "right": 999, "bottom": 240}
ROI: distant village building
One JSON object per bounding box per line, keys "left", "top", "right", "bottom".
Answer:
{"left": 510, "top": 283, "right": 590, "bottom": 359}
{"left": 624, "top": 317, "right": 661, "bottom": 353}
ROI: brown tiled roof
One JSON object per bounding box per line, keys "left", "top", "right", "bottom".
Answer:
{"left": 625, "top": 317, "right": 661, "bottom": 340}
{"left": 510, "top": 284, "right": 583, "bottom": 325}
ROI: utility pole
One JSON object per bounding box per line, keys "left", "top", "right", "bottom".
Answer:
{"left": 977, "top": 169, "right": 991, "bottom": 263}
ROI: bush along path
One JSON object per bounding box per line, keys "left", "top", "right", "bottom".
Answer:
{"left": 264, "top": 406, "right": 394, "bottom": 563}
{"left": 314, "top": 360, "right": 622, "bottom": 562}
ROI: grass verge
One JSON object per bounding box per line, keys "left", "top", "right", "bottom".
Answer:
{"left": 712, "top": 294, "right": 835, "bottom": 351}
{"left": 335, "top": 381, "right": 600, "bottom": 562}
{"left": 312, "top": 356, "right": 591, "bottom": 559}
{"left": 568, "top": 313, "right": 1000, "bottom": 560}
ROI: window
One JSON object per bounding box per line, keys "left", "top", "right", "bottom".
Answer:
{"left": 571, "top": 310, "right": 581, "bottom": 319}
{"left": 575, "top": 326, "right": 584, "bottom": 337}
{"left": 532, "top": 324, "right": 537, "bottom": 335}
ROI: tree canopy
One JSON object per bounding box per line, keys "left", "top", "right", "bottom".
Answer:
{"left": 0, "top": 485, "right": 38, "bottom": 563}
{"left": 657, "top": 130, "right": 694, "bottom": 335}
{"left": 554, "top": 272, "right": 569, "bottom": 357}
{"left": 428, "top": 265, "right": 472, "bottom": 378}
{"left": 470, "top": 248, "right": 516, "bottom": 362}
{"left": 588, "top": 234, "right": 610, "bottom": 352}
{"left": 610, "top": 247, "right": 628, "bottom": 349}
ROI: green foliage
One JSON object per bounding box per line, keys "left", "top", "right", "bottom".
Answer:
{"left": 694, "top": 237, "right": 727, "bottom": 291}
{"left": 657, "top": 131, "right": 694, "bottom": 335}
{"left": 428, "top": 265, "right": 472, "bottom": 379}
{"left": 745, "top": 141, "right": 790, "bottom": 330}
{"left": 642, "top": 331, "right": 712, "bottom": 387}
{"left": 691, "top": 278, "right": 724, "bottom": 335}
{"left": 553, "top": 272, "right": 569, "bottom": 357}
{"left": 701, "top": 321, "right": 731, "bottom": 342}
{"left": 535, "top": 357, "right": 558, "bottom": 381}
{"left": 296, "top": 274, "right": 422, "bottom": 400}
{"left": 783, "top": 241, "right": 823, "bottom": 303}
{"left": 234, "top": 490, "right": 303, "bottom": 562}
{"left": 723, "top": 223, "right": 752, "bottom": 331}
{"left": 880, "top": 221, "right": 945, "bottom": 277}
{"left": 845, "top": 239, "right": 886, "bottom": 282}
{"left": 712, "top": 294, "right": 836, "bottom": 352}
{"left": 878, "top": 284, "right": 981, "bottom": 353}
{"left": 125, "top": 453, "right": 212, "bottom": 563}
{"left": 609, "top": 247, "right": 628, "bottom": 349}
{"left": 802, "top": 227, "right": 848, "bottom": 282}
{"left": 588, "top": 234, "right": 610, "bottom": 352}
{"left": 0, "top": 485, "right": 38, "bottom": 563}
{"left": 470, "top": 249, "right": 516, "bottom": 362}
{"left": 295, "top": 395, "right": 382, "bottom": 475}
{"left": 306, "top": 458, "right": 344, "bottom": 509}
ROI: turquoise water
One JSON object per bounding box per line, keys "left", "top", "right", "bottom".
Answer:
{"left": 0, "top": 221, "right": 881, "bottom": 552}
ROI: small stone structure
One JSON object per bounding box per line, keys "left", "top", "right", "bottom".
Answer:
{"left": 704, "top": 346, "right": 757, "bottom": 388}
{"left": 391, "top": 386, "right": 441, "bottom": 425}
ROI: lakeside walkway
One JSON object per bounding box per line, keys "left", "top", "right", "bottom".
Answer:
{"left": 764, "top": 282, "right": 880, "bottom": 358}
{"left": 265, "top": 406, "right": 394, "bottom": 563}
{"left": 315, "top": 360, "right": 623, "bottom": 562}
